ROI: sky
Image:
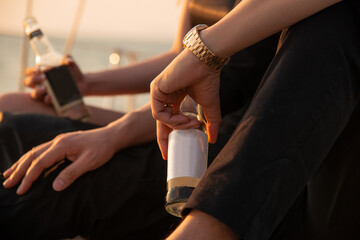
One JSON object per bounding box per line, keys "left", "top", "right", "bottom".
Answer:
{"left": 0, "top": 0, "right": 181, "bottom": 42}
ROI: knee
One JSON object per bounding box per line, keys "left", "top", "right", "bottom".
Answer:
{"left": 0, "top": 92, "right": 30, "bottom": 112}
{"left": 167, "top": 210, "right": 240, "bottom": 240}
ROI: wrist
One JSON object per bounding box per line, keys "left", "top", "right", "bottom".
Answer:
{"left": 183, "top": 24, "right": 230, "bottom": 72}
{"left": 199, "top": 27, "right": 232, "bottom": 59}
{"left": 106, "top": 106, "right": 156, "bottom": 151}
{"left": 81, "top": 73, "right": 95, "bottom": 96}
{"left": 105, "top": 115, "right": 133, "bottom": 151}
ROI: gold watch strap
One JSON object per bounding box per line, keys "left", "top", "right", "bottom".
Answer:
{"left": 183, "top": 24, "right": 230, "bottom": 72}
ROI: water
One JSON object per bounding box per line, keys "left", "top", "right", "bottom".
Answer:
{"left": 0, "top": 34, "right": 172, "bottom": 111}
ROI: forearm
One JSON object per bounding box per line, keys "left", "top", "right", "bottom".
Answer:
{"left": 80, "top": 0, "right": 190, "bottom": 97}
{"left": 83, "top": 50, "right": 179, "bottom": 96}
{"left": 201, "top": 0, "right": 342, "bottom": 58}
{"left": 105, "top": 103, "right": 156, "bottom": 151}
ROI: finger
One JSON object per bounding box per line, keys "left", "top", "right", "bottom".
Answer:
{"left": 43, "top": 94, "right": 52, "bottom": 105}
{"left": 24, "top": 67, "right": 39, "bottom": 76}
{"left": 16, "top": 143, "right": 66, "bottom": 195}
{"left": 3, "top": 162, "right": 19, "bottom": 179}
{"left": 151, "top": 99, "right": 190, "bottom": 123}
{"left": 3, "top": 143, "right": 49, "bottom": 188}
{"left": 62, "top": 55, "right": 74, "bottom": 65}
{"left": 202, "top": 99, "right": 222, "bottom": 143}
{"left": 157, "top": 121, "right": 173, "bottom": 160}
{"left": 52, "top": 155, "right": 88, "bottom": 191}
{"left": 30, "top": 85, "right": 47, "bottom": 101}
{"left": 2, "top": 155, "right": 24, "bottom": 178}
{"left": 24, "top": 72, "right": 46, "bottom": 88}
{"left": 63, "top": 55, "right": 83, "bottom": 82}
{"left": 150, "top": 85, "right": 190, "bottom": 126}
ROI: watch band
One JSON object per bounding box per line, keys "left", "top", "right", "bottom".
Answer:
{"left": 183, "top": 24, "right": 230, "bottom": 72}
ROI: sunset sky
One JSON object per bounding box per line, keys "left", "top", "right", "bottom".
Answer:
{"left": 0, "top": 0, "right": 181, "bottom": 42}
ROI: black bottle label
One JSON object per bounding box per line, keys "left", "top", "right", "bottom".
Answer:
{"left": 28, "top": 29, "right": 43, "bottom": 40}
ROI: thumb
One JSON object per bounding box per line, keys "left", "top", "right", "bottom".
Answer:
{"left": 62, "top": 55, "right": 74, "bottom": 66}
{"left": 202, "top": 99, "right": 222, "bottom": 143}
{"left": 52, "top": 159, "right": 86, "bottom": 191}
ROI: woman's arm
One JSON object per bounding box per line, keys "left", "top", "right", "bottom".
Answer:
{"left": 150, "top": 0, "right": 342, "bottom": 158}
{"left": 201, "top": 0, "right": 342, "bottom": 58}
{"left": 81, "top": 0, "right": 192, "bottom": 96}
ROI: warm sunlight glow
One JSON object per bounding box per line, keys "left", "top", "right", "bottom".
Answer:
{"left": 0, "top": 0, "right": 180, "bottom": 41}
{"left": 109, "top": 52, "right": 121, "bottom": 65}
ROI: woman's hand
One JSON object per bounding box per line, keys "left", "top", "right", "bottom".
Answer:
{"left": 150, "top": 49, "right": 222, "bottom": 159}
{"left": 24, "top": 55, "right": 86, "bottom": 105}
{"left": 2, "top": 126, "right": 116, "bottom": 195}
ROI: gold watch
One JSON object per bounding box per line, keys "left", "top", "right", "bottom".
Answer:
{"left": 183, "top": 24, "right": 230, "bottom": 72}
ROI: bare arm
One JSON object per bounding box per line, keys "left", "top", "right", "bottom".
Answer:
{"left": 81, "top": 0, "right": 192, "bottom": 96}
{"left": 151, "top": 0, "right": 342, "bottom": 158}
{"left": 202, "top": 0, "right": 342, "bottom": 58}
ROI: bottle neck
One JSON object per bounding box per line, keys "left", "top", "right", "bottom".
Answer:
{"left": 28, "top": 29, "right": 53, "bottom": 56}
{"left": 27, "top": 29, "right": 63, "bottom": 67}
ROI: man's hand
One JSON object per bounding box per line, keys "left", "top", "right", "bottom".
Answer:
{"left": 2, "top": 126, "right": 116, "bottom": 195}
{"left": 24, "top": 55, "right": 86, "bottom": 106}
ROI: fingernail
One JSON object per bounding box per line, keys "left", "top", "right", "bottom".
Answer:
{"left": 16, "top": 184, "right": 24, "bottom": 195}
{"left": 53, "top": 178, "right": 65, "bottom": 191}
{"left": 3, "top": 178, "right": 9, "bottom": 187}
{"left": 3, "top": 169, "right": 10, "bottom": 178}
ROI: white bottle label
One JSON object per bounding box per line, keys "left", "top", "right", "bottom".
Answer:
{"left": 167, "top": 129, "right": 208, "bottom": 181}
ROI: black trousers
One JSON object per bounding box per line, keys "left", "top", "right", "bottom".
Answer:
{"left": 185, "top": 2, "right": 360, "bottom": 240}
{"left": 0, "top": 113, "right": 182, "bottom": 240}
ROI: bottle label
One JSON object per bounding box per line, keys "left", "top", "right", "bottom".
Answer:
{"left": 167, "top": 129, "right": 208, "bottom": 181}
{"left": 28, "top": 29, "right": 43, "bottom": 40}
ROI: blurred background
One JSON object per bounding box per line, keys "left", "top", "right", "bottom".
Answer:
{"left": 0, "top": 0, "right": 181, "bottom": 111}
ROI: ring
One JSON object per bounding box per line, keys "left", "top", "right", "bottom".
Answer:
{"left": 163, "top": 103, "right": 173, "bottom": 108}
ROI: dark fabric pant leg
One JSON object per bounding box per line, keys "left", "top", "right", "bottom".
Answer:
{"left": 270, "top": 96, "right": 360, "bottom": 240}
{"left": 185, "top": 2, "right": 360, "bottom": 240}
{"left": 0, "top": 113, "right": 181, "bottom": 240}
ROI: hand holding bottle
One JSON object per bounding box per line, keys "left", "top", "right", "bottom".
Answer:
{"left": 150, "top": 49, "right": 222, "bottom": 159}
{"left": 24, "top": 56, "right": 86, "bottom": 105}
{"left": 23, "top": 16, "right": 89, "bottom": 120}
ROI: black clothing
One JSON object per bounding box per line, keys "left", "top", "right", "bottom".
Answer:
{"left": 185, "top": 2, "right": 360, "bottom": 240}
{"left": 1, "top": 1, "right": 359, "bottom": 240}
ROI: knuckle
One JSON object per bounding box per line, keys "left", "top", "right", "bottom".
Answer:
{"left": 54, "top": 134, "right": 67, "bottom": 144}
{"left": 28, "top": 147, "right": 38, "bottom": 159}
{"left": 31, "top": 158, "right": 45, "bottom": 170}
{"left": 152, "top": 111, "right": 159, "bottom": 120}
{"left": 150, "top": 79, "right": 156, "bottom": 89}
